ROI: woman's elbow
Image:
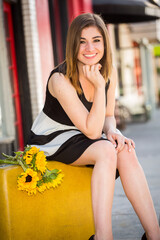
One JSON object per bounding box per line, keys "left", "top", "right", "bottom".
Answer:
{"left": 85, "top": 131, "right": 102, "bottom": 140}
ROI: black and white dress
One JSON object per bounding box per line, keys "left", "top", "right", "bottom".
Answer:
{"left": 28, "top": 62, "right": 110, "bottom": 164}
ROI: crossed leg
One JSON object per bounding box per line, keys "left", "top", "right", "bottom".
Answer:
{"left": 117, "top": 144, "right": 160, "bottom": 240}
{"left": 71, "top": 140, "right": 160, "bottom": 240}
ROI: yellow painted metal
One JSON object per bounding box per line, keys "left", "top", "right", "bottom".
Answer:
{"left": 154, "top": 45, "right": 160, "bottom": 56}
{"left": 0, "top": 162, "right": 94, "bottom": 240}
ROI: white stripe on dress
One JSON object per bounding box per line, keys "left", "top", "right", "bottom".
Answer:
{"left": 31, "top": 111, "right": 78, "bottom": 135}
{"left": 31, "top": 130, "right": 81, "bottom": 157}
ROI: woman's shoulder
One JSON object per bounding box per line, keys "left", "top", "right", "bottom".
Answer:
{"left": 50, "top": 70, "right": 68, "bottom": 87}
{"left": 49, "top": 61, "right": 67, "bottom": 80}
{"left": 49, "top": 64, "right": 75, "bottom": 98}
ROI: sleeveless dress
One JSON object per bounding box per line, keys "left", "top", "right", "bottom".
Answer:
{"left": 28, "top": 62, "right": 110, "bottom": 164}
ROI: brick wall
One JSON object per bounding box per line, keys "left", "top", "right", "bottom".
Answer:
{"left": 21, "top": 0, "right": 44, "bottom": 121}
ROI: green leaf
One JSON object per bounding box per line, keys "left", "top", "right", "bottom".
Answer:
{"left": 14, "top": 151, "right": 23, "bottom": 156}
{"left": 37, "top": 180, "right": 43, "bottom": 187}
{"left": 50, "top": 169, "right": 59, "bottom": 174}
{"left": 42, "top": 173, "right": 57, "bottom": 183}
{"left": 22, "top": 146, "right": 32, "bottom": 156}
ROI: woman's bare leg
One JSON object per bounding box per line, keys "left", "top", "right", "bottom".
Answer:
{"left": 117, "top": 145, "right": 160, "bottom": 240}
{"left": 72, "top": 140, "right": 117, "bottom": 240}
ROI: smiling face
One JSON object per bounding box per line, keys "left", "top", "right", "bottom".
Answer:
{"left": 77, "top": 26, "right": 104, "bottom": 66}
{"left": 65, "top": 13, "right": 113, "bottom": 94}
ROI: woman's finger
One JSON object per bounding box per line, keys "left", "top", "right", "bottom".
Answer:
{"left": 124, "top": 138, "right": 134, "bottom": 152}
{"left": 90, "top": 64, "right": 95, "bottom": 72}
{"left": 131, "top": 139, "right": 135, "bottom": 148}
{"left": 107, "top": 134, "right": 117, "bottom": 148}
{"left": 95, "top": 63, "right": 102, "bottom": 72}
{"left": 84, "top": 65, "right": 91, "bottom": 79}
{"left": 116, "top": 136, "right": 125, "bottom": 152}
{"left": 116, "top": 141, "right": 125, "bottom": 152}
{"left": 82, "top": 65, "right": 87, "bottom": 76}
{"left": 126, "top": 139, "right": 132, "bottom": 152}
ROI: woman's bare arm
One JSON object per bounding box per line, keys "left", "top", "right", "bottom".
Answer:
{"left": 103, "top": 67, "right": 135, "bottom": 152}
{"left": 103, "top": 66, "right": 117, "bottom": 134}
{"left": 49, "top": 65, "right": 106, "bottom": 139}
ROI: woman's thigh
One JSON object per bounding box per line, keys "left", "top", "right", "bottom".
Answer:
{"left": 71, "top": 140, "right": 116, "bottom": 166}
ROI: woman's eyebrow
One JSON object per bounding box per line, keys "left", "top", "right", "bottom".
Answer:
{"left": 80, "top": 36, "right": 102, "bottom": 39}
{"left": 93, "top": 36, "right": 102, "bottom": 39}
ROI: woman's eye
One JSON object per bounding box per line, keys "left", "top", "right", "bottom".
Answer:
{"left": 80, "top": 40, "right": 86, "bottom": 44}
{"left": 93, "top": 39, "right": 100, "bottom": 43}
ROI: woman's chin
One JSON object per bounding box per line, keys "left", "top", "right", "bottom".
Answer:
{"left": 77, "top": 59, "right": 100, "bottom": 66}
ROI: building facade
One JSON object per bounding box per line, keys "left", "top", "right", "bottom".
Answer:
{"left": 0, "top": 0, "right": 160, "bottom": 154}
{"left": 0, "top": 0, "right": 92, "bottom": 155}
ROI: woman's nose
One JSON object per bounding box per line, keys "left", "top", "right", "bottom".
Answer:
{"left": 85, "top": 42, "right": 94, "bottom": 51}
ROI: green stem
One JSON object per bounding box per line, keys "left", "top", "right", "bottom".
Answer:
{"left": 2, "top": 153, "right": 13, "bottom": 158}
{"left": 17, "top": 159, "right": 27, "bottom": 171}
{"left": 0, "top": 159, "right": 19, "bottom": 165}
{"left": 2, "top": 153, "right": 17, "bottom": 161}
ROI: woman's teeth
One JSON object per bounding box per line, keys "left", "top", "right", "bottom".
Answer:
{"left": 84, "top": 54, "right": 96, "bottom": 57}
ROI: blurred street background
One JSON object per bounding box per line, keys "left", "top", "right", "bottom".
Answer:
{"left": 0, "top": 0, "right": 160, "bottom": 154}
{"left": 0, "top": 0, "right": 160, "bottom": 239}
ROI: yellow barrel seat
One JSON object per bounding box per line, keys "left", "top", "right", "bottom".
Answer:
{"left": 0, "top": 161, "right": 95, "bottom": 240}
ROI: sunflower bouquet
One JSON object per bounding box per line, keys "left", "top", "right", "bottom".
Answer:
{"left": 0, "top": 146, "right": 64, "bottom": 195}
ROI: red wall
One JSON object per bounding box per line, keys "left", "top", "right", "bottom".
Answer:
{"left": 36, "top": 0, "right": 54, "bottom": 92}
{"left": 67, "top": 0, "right": 93, "bottom": 24}
{"left": 36, "top": 0, "right": 93, "bottom": 86}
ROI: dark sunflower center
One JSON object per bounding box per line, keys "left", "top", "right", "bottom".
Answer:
{"left": 26, "top": 175, "right": 32, "bottom": 182}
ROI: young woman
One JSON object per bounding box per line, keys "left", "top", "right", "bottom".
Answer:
{"left": 28, "top": 13, "right": 160, "bottom": 240}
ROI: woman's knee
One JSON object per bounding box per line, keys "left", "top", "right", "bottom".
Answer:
{"left": 94, "top": 140, "right": 117, "bottom": 166}
{"left": 117, "top": 144, "right": 139, "bottom": 169}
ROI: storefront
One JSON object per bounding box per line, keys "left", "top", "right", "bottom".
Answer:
{"left": 0, "top": 1, "right": 26, "bottom": 154}
{"left": 93, "top": 0, "right": 160, "bottom": 123}
{"left": 0, "top": 0, "right": 160, "bottom": 155}
{"left": 0, "top": 0, "right": 92, "bottom": 155}
{"left": 93, "top": 0, "right": 160, "bottom": 23}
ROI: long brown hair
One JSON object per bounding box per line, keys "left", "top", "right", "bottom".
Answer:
{"left": 65, "top": 13, "right": 113, "bottom": 94}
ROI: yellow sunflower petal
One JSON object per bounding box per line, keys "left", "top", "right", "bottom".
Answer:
{"left": 35, "top": 151, "right": 47, "bottom": 173}
{"left": 17, "top": 168, "right": 39, "bottom": 195}
{"left": 23, "top": 146, "right": 40, "bottom": 164}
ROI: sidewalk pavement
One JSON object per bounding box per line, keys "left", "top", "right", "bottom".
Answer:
{"left": 112, "top": 108, "right": 160, "bottom": 240}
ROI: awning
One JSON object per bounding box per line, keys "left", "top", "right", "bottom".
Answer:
{"left": 92, "top": 0, "right": 160, "bottom": 23}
